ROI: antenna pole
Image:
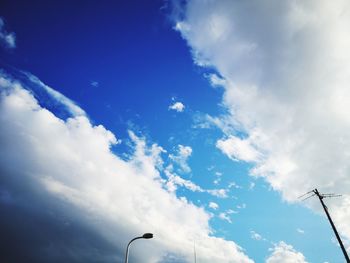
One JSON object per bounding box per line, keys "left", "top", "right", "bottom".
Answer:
{"left": 193, "top": 240, "right": 197, "bottom": 263}
{"left": 314, "top": 189, "right": 350, "bottom": 262}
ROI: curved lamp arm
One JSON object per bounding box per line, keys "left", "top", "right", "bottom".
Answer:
{"left": 124, "top": 233, "right": 153, "bottom": 263}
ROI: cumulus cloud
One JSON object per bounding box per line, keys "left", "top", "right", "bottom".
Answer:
{"left": 266, "top": 242, "right": 308, "bottom": 263}
{"left": 0, "top": 17, "right": 16, "bottom": 49}
{"left": 209, "top": 202, "right": 219, "bottom": 210}
{"left": 169, "top": 101, "right": 185, "bottom": 112}
{"left": 0, "top": 71, "right": 253, "bottom": 263}
{"left": 175, "top": 0, "right": 350, "bottom": 244}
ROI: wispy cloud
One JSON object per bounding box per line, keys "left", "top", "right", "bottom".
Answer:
{"left": 0, "top": 17, "right": 16, "bottom": 49}
{"left": 213, "top": 171, "right": 222, "bottom": 185}
{"left": 207, "top": 189, "right": 228, "bottom": 198}
{"left": 250, "top": 230, "right": 263, "bottom": 241}
{"left": 297, "top": 228, "right": 305, "bottom": 234}
{"left": 228, "top": 181, "right": 241, "bottom": 189}
{"left": 165, "top": 167, "right": 203, "bottom": 193}
{"left": 249, "top": 182, "right": 256, "bottom": 190}
{"left": 226, "top": 209, "right": 238, "bottom": 215}
{"left": 208, "top": 201, "right": 219, "bottom": 210}
{"left": 164, "top": 165, "right": 229, "bottom": 199}
{"left": 90, "top": 81, "right": 99, "bottom": 87}
{"left": 218, "top": 212, "right": 232, "bottom": 223}
{"left": 236, "top": 203, "right": 247, "bottom": 209}
{"left": 169, "top": 144, "right": 192, "bottom": 173}
{"left": 26, "top": 73, "right": 86, "bottom": 117}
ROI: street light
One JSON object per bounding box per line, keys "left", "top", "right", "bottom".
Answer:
{"left": 124, "top": 233, "right": 153, "bottom": 263}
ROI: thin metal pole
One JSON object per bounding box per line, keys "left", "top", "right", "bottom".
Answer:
{"left": 314, "top": 189, "right": 350, "bottom": 263}
{"left": 124, "top": 237, "right": 142, "bottom": 263}
{"left": 193, "top": 240, "right": 197, "bottom": 263}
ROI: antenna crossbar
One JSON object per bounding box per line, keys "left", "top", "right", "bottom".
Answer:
{"left": 300, "top": 188, "right": 349, "bottom": 262}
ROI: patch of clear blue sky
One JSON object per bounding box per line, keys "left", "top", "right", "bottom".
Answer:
{"left": 0, "top": 1, "right": 344, "bottom": 262}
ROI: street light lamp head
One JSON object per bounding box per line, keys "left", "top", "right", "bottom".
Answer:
{"left": 124, "top": 233, "right": 154, "bottom": 263}
{"left": 142, "top": 233, "right": 153, "bottom": 239}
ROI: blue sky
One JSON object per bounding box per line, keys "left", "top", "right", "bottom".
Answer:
{"left": 1, "top": 1, "right": 350, "bottom": 262}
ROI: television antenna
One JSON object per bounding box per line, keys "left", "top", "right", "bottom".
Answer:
{"left": 299, "top": 188, "right": 349, "bottom": 262}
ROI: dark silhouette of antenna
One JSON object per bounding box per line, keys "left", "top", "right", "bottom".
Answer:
{"left": 299, "top": 188, "right": 349, "bottom": 262}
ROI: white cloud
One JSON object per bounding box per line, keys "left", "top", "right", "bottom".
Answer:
{"left": 207, "top": 188, "right": 228, "bottom": 198}
{"left": 0, "top": 71, "right": 254, "bottom": 263}
{"left": 207, "top": 73, "right": 226, "bottom": 88}
{"left": 26, "top": 72, "right": 86, "bottom": 117}
{"left": 209, "top": 202, "right": 219, "bottom": 210}
{"left": 169, "top": 101, "right": 185, "bottom": 112}
{"left": 169, "top": 144, "right": 192, "bottom": 173}
{"left": 178, "top": 144, "right": 192, "bottom": 157}
{"left": 228, "top": 181, "right": 241, "bottom": 189}
{"left": 90, "top": 81, "right": 99, "bottom": 87}
{"left": 250, "top": 231, "right": 263, "bottom": 241}
{"left": 226, "top": 209, "right": 238, "bottom": 215}
{"left": 213, "top": 178, "right": 221, "bottom": 185}
{"left": 165, "top": 166, "right": 203, "bottom": 193}
{"left": 175, "top": 0, "right": 350, "bottom": 244}
{"left": 237, "top": 203, "right": 247, "bottom": 209}
{"left": 219, "top": 212, "right": 232, "bottom": 223}
{"left": 217, "top": 136, "right": 261, "bottom": 163}
{"left": 207, "top": 165, "right": 215, "bottom": 171}
{"left": 164, "top": 165, "right": 229, "bottom": 199}
{"left": 297, "top": 228, "right": 305, "bottom": 234}
{"left": 213, "top": 171, "right": 223, "bottom": 185}
{"left": 0, "top": 17, "right": 16, "bottom": 49}
{"left": 266, "top": 242, "right": 308, "bottom": 263}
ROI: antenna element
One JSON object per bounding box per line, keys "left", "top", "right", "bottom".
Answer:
{"left": 300, "top": 188, "right": 349, "bottom": 262}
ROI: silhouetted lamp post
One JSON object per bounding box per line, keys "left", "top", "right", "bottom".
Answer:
{"left": 124, "top": 233, "right": 153, "bottom": 263}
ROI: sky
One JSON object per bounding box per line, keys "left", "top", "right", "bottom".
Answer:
{"left": 1, "top": 1, "right": 350, "bottom": 262}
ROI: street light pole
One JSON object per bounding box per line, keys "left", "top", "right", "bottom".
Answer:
{"left": 124, "top": 233, "right": 153, "bottom": 263}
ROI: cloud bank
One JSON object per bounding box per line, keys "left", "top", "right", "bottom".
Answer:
{"left": 175, "top": 0, "right": 350, "bottom": 245}
{"left": 0, "top": 70, "right": 253, "bottom": 262}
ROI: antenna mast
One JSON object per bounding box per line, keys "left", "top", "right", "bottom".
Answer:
{"left": 300, "top": 188, "right": 349, "bottom": 262}
{"left": 193, "top": 240, "right": 197, "bottom": 263}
